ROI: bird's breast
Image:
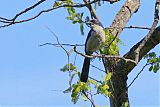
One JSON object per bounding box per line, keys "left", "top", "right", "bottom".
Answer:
{"left": 86, "top": 32, "right": 101, "bottom": 54}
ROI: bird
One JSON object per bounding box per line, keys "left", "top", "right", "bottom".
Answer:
{"left": 80, "top": 19, "right": 106, "bottom": 82}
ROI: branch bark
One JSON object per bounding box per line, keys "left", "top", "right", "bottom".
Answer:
{"left": 83, "top": 0, "right": 99, "bottom": 20}
{"left": 110, "top": 0, "right": 140, "bottom": 37}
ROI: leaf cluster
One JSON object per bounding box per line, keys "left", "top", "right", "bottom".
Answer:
{"left": 144, "top": 52, "right": 160, "bottom": 73}
{"left": 65, "top": 1, "right": 84, "bottom": 35}
{"left": 60, "top": 62, "right": 113, "bottom": 105}
{"left": 101, "top": 28, "right": 120, "bottom": 55}
{"left": 97, "top": 72, "right": 112, "bottom": 97}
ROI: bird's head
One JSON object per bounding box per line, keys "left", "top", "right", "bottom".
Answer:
{"left": 87, "top": 19, "right": 104, "bottom": 28}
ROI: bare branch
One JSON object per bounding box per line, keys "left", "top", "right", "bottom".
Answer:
{"left": 90, "top": 64, "right": 106, "bottom": 73}
{"left": 105, "top": 26, "right": 151, "bottom": 31}
{"left": 13, "top": 0, "right": 46, "bottom": 21}
{"left": 73, "top": 46, "right": 137, "bottom": 64}
{"left": 127, "top": 63, "right": 149, "bottom": 88}
{"left": 0, "top": 0, "right": 120, "bottom": 28}
{"left": 45, "top": 27, "right": 68, "bottom": 54}
{"left": 123, "top": 26, "right": 151, "bottom": 30}
{"left": 0, "top": 0, "right": 46, "bottom": 28}
{"left": 103, "top": 0, "right": 120, "bottom": 4}
{"left": 39, "top": 43, "right": 84, "bottom": 47}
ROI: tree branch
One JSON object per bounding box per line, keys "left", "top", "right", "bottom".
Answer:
{"left": 110, "top": 0, "right": 140, "bottom": 37}
{"left": 127, "top": 63, "right": 149, "bottom": 88}
{"left": 122, "top": 0, "right": 160, "bottom": 75}
{"left": 0, "top": 0, "right": 119, "bottom": 28}
{"left": 39, "top": 43, "right": 84, "bottom": 47}
{"left": 83, "top": 0, "right": 99, "bottom": 19}
{"left": 0, "top": 0, "right": 46, "bottom": 28}
{"left": 73, "top": 46, "right": 137, "bottom": 64}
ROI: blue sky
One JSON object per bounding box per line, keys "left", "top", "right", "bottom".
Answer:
{"left": 0, "top": 0, "right": 159, "bottom": 107}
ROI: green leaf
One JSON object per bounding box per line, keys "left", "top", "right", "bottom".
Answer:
{"left": 105, "top": 72, "right": 112, "bottom": 82}
{"left": 75, "top": 86, "right": 81, "bottom": 93}
{"left": 153, "top": 64, "right": 160, "bottom": 73}
{"left": 149, "top": 66, "right": 153, "bottom": 71}
{"left": 81, "top": 82, "right": 89, "bottom": 91}
{"left": 80, "top": 12, "right": 84, "bottom": 18}
{"left": 66, "top": 0, "right": 72, "bottom": 4}
{"left": 98, "top": 1, "right": 101, "bottom": 6}
{"left": 72, "top": 20, "right": 78, "bottom": 24}
{"left": 71, "top": 93, "right": 80, "bottom": 104}
{"left": 67, "top": 8, "right": 72, "bottom": 15}
{"left": 81, "top": 93, "right": 87, "bottom": 101}
{"left": 70, "top": 63, "right": 77, "bottom": 71}
{"left": 69, "top": 73, "right": 78, "bottom": 87}
{"left": 66, "top": 16, "right": 74, "bottom": 20}
{"left": 104, "top": 90, "right": 111, "bottom": 97}
{"left": 144, "top": 52, "right": 156, "bottom": 59}
{"left": 122, "top": 100, "right": 129, "bottom": 107}
{"left": 103, "top": 84, "right": 109, "bottom": 90}
{"left": 148, "top": 52, "right": 156, "bottom": 57}
{"left": 148, "top": 57, "right": 157, "bottom": 63}
{"left": 103, "top": 28, "right": 119, "bottom": 55}
{"left": 89, "top": 79, "right": 98, "bottom": 88}
{"left": 53, "top": 1, "right": 63, "bottom": 8}
{"left": 71, "top": 83, "right": 81, "bottom": 104}
{"left": 144, "top": 52, "right": 160, "bottom": 73}
{"left": 80, "top": 23, "right": 84, "bottom": 35}
{"left": 63, "top": 87, "right": 72, "bottom": 93}
{"left": 60, "top": 63, "right": 76, "bottom": 72}
{"left": 71, "top": 7, "right": 75, "bottom": 13}
{"left": 117, "top": 38, "right": 126, "bottom": 46}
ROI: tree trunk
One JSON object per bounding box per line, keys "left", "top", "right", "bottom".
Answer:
{"left": 103, "top": 0, "right": 140, "bottom": 107}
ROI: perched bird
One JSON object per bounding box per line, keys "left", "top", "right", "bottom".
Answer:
{"left": 80, "top": 19, "right": 106, "bottom": 82}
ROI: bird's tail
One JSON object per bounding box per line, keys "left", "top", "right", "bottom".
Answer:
{"left": 80, "top": 57, "right": 90, "bottom": 82}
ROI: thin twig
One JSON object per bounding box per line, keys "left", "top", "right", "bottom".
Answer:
{"left": 73, "top": 54, "right": 77, "bottom": 65}
{"left": 90, "top": 64, "right": 106, "bottom": 73}
{"left": 39, "top": 43, "right": 84, "bottom": 47}
{"left": 45, "top": 26, "right": 68, "bottom": 54}
{"left": 128, "top": 63, "right": 149, "bottom": 88}
{"left": 106, "top": 26, "right": 151, "bottom": 30}
{"left": 82, "top": 91, "right": 95, "bottom": 107}
{"left": 89, "top": 76, "right": 101, "bottom": 83}
{"left": 106, "top": 32, "right": 118, "bottom": 49}
{"left": 45, "top": 26, "right": 74, "bottom": 88}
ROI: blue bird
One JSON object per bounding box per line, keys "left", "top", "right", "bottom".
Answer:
{"left": 80, "top": 19, "right": 106, "bottom": 82}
